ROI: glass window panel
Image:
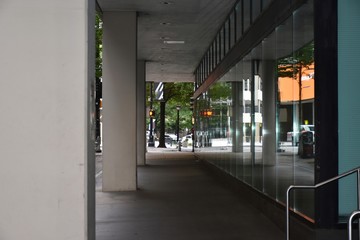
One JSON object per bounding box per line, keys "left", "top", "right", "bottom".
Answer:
{"left": 194, "top": 0, "right": 315, "bottom": 224}
{"left": 230, "top": 12, "right": 236, "bottom": 48}
{"left": 262, "top": 0, "right": 272, "bottom": 10}
{"left": 276, "top": 16, "right": 295, "bottom": 206}
{"left": 262, "top": 30, "right": 277, "bottom": 198}
{"left": 292, "top": 0, "right": 315, "bottom": 219}
{"left": 207, "top": 52, "right": 210, "bottom": 76}
{"left": 252, "top": 0, "right": 261, "bottom": 22}
{"left": 243, "top": 0, "right": 251, "bottom": 32}
{"left": 236, "top": 1, "right": 243, "bottom": 40}
{"left": 210, "top": 44, "right": 214, "bottom": 70}
{"left": 251, "top": 45, "right": 263, "bottom": 192}
{"left": 217, "top": 34, "right": 221, "bottom": 63}
{"left": 240, "top": 56, "right": 252, "bottom": 185}
{"left": 220, "top": 27, "right": 225, "bottom": 60}
{"left": 224, "top": 20, "right": 230, "bottom": 55}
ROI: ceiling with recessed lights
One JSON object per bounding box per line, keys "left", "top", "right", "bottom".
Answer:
{"left": 97, "top": 0, "right": 237, "bottom": 82}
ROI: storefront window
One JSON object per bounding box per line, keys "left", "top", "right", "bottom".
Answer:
{"left": 195, "top": 0, "right": 315, "bottom": 221}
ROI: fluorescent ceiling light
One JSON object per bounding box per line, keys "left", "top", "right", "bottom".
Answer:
{"left": 164, "top": 40, "right": 185, "bottom": 44}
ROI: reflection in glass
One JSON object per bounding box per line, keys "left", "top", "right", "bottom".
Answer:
{"left": 235, "top": 1, "right": 243, "bottom": 41}
{"left": 194, "top": 0, "right": 315, "bottom": 222}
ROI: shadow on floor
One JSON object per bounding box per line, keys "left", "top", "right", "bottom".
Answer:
{"left": 96, "top": 152, "right": 285, "bottom": 240}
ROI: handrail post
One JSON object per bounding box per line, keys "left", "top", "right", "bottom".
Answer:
{"left": 286, "top": 186, "right": 293, "bottom": 240}
{"left": 348, "top": 211, "right": 360, "bottom": 240}
{"left": 286, "top": 167, "right": 360, "bottom": 240}
{"left": 357, "top": 170, "right": 360, "bottom": 240}
{"left": 348, "top": 212, "right": 354, "bottom": 240}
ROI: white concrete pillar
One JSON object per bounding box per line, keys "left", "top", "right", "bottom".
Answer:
{"left": 102, "top": 12, "right": 137, "bottom": 191}
{"left": 232, "top": 82, "right": 244, "bottom": 152}
{"left": 137, "top": 60, "right": 146, "bottom": 166}
{"left": 0, "top": 1, "right": 95, "bottom": 240}
{"left": 262, "top": 60, "right": 276, "bottom": 165}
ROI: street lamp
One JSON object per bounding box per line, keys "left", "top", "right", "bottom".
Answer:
{"left": 148, "top": 82, "right": 155, "bottom": 147}
{"left": 176, "top": 105, "right": 181, "bottom": 151}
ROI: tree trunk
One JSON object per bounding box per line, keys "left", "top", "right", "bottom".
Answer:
{"left": 158, "top": 100, "right": 166, "bottom": 148}
{"left": 298, "top": 65, "right": 302, "bottom": 127}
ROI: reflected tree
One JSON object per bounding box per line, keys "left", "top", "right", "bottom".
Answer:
{"left": 277, "top": 41, "right": 314, "bottom": 128}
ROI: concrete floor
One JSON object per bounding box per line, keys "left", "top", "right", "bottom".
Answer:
{"left": 96, "top": 152, "right": 285, "bottom": 240}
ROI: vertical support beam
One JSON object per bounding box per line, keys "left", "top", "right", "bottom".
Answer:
{"left": 232, "top": 82, "right": 244, "bottom": 152}
{"left": 250, "top": 60, "right": 257, "bottom": 166}
{"left": 0, "top": 0, "right": 95, "bottom": 239}
{"left": 314, "top": 0, "right": 338, "bottom": 228}
{"left": 87, "top": 2, "right": 96, "bottom": 239}
{"left": 262, "top": 60, "right": 276, "bottom": 165}
{"left": 102, "top": 12, "right": 137, "bottom": 191}
{"left": 137, "top": 60, "right": 146, "bottom": 166}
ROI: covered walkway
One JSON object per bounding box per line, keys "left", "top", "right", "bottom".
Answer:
{"left": 96, "top": 150, "right": 285, "bottom": 240}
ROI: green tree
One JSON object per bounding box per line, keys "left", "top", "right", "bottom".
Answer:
{"left": 277, "top": 41, "right": 314, "bottom": 127}
{"left": 208, "top": 82, "right": 231, "bottom": 101}
{"left": 148, "top": 82, "right": 194, "bottom": 147}
{"left": 95, "top": 14, "right": 103, "bottom": 79}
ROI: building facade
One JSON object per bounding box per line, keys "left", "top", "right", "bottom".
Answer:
{"left": 193, "top": 0, "right": 360, "bottom": 229}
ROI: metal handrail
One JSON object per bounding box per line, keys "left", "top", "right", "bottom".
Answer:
{"left": 286, "top": 167, "right": 360, "bottom": 240}
{"left": 348, "top": 210, "right": 360, "bottom": 240}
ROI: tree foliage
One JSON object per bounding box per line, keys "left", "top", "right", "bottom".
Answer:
{"left": 208, "top": 82, "right": 231, "bottom": 101}
{"left": 277, "top": 41, "right": 314, "bottom": 128}
{"left": 147, "top": 82, "right": 194, "bottom": 135}
{"left": 96, "top": 14, "right": 103, "bottom": 79}
{"left": 277, "top": 41, "right": 314, "bottom": 79}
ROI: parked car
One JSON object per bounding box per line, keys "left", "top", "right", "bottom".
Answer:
{"left": 165, "top": 133, "right": 177, "bottom": 141}
{"left": 181, "top": 134, "right": 193, "bottom": 147}
{"left": 287, "top": 124, "right": 315, "bottom": 145}
{"left": 164, "top": 134, "right": 174, "bottom": 145}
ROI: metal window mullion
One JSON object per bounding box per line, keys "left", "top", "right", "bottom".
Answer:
{"left": 250, "top": 0, "right": 253, "bottom": 25}
{"left": 251, "top": 60, "right": 256, "bottom": 167}
{"left": 228, "top": 18, "right": 231, "bottom": 51}
{"left": 234, "top": 9, "right": 237, "bottom": 42}
{"left": 241, "top": 0, "right": 244, "bottom": 35}
{"left": 223, "top": 27, "right": 226, "bottom": 58}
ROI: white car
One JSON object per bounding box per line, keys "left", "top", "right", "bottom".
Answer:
{"left": 287, "top": 125, "right": 315, "bottom": 145}
{"left": 181, "top": 134, "right": 193, "bottom": 147}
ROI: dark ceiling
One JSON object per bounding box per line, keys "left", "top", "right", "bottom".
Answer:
{"left": 97, "top": 0, "right": 237, "bottom": 82}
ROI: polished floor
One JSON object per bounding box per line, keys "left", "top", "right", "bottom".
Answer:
{"left": 96, "top": 150, "right": 285, "bottom": 240}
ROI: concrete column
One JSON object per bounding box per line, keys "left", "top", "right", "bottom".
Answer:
{"left": 102, "top": 12, "right": 137, "bottom": 191}
{"left": 262, "top": 60, "right": 276, "bottom": 165}
{"left": 0, "top": 1, "right": 95, "bottom": 240}
{"left": 137, "top": 60, "right": 146, "bottom": 166}
{"left": 232, "top": 82, "right": 244, "bottom": 153}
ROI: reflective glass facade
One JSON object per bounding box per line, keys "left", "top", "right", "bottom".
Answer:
{"left": 195, "top": 0, "right": 274, "bottom": 88}
{"left": 194, "top": 1, "right": 315, "bottom": 220}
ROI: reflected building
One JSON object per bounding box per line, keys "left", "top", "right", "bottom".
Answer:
{"left": 192, "top": 0, "right": 358, "bottom": 229}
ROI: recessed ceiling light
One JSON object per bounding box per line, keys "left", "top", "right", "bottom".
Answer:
{"left": 164, "top": 40, "right": 185, "bottom": 44}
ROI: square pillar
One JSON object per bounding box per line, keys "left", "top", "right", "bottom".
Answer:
{"left": 0, "top": 1, "right": 95, "bottom": 239}
{"left": 102, "top": 12, "right": 138, "bottom": 191}
{"left": 137, "top": 60, "right": 146, "bottom": 166}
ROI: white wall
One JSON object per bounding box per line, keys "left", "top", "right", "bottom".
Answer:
{"left": 338, "top": 0, "right": 360, "bottom": 216}
{"left": 0, "top": 1, "right": 95, "bottom": 239}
